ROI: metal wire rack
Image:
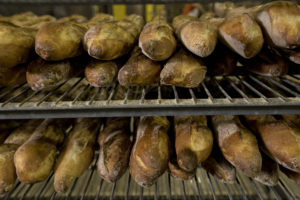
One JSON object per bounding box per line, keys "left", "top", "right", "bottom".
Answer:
{"left": 1, "top": 154, "right": 300, "bottom": 200}
{"left": 0, "top": 74, "right": 299, "bottom": 119}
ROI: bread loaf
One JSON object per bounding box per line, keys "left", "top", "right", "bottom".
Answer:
{"left": 254, "top": 153, "right": 279, "bottom": 186}
{"left": 97, "top": 118, "right": 131, "bottom": 183}
{"left": 26, "top": 57, "right": 85, "bottom": 91}
{"left": 244, "top": 115, "right": 300, "bottom": 173}
{"left": 84, "top": 14, "right": 144, "bottom": 60}
{"left": 204, "top": 43, "right": 237, "bottom": 76}
{"left": 202, "top": 148, "right": 236, "bottom": 184}
{"left": 130, "top": 116, "right": 170, "bottom": 187}
{"left": 14, "top": 119, "right": 70, "bottom": 184}
{"left": 211, "top": 115, "right": 262, "bottom": 178}
{"left": 54, "top": 118, "right": 101, "bottom": 193}
{"left": 256, "top": 1, "right": 300, "bottom": 49}
{"left": 118, "top": 47, "right": 162, "bottom": 87}
{"left": 0, "top": 21, "right": 35, "bottom": 69}
{"left": 168, "top": 158, "right": 195, "bottom": 180}
{"left": 85, "top": 13, "right": 114, "bottom": 29}
{"left": 280, "top": 166, "right": 300, "bottom": 184}
{"left": 240, "top": 47, "right": 289, "bottom": 77}
{"left": 219, "top": 13, "right": 263, "bottom": 58}
{"left": 85, "top": 59, "right": 119, "bottom": 87}
{"left": 174, "top": 116, "right": 213, "bottom": 172}
{"left": 139, "top": 15, "right": 176, "bottom": 61}
{"left": 35, "top": 21, "right": 87, "bottom": 61}
{"left": 160, "top": 49, "right": 207, "bottom": 88}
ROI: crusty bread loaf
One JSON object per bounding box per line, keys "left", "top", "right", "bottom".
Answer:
{"left": 204, "top": 43, "right": 237, "bottom": 76}
{"left": 0, "top": 21, "right": 35, "bottom": 69}
{"left": 84, "top": 13, "right": 114, "bottom": 29}
{"left": 172, "top": 15, "right": 198, "bottom": 37}
{"left": 84, "top": 14, "right": 144, "bottom": 60}
{"left": 4, "top": 119, "right": 42, "bottom": 145}
{"left": 244, "top": 115, "right": 300, "bottom": 173}
{"left": 280, "top": 166, "right": 300, "bottom": 184}
{"left": 219, "top": 13, "right": 263, "bottom": 58}
{"left": 118, "top": 47, "right": 162, "bottom": 87}
{"left": 256, "top": 1, "right": 300, "bottom": 49}
{"left": 97, "top": 118, "right": 131, "bottom": 183}
{"left": 130, "top": 116, "right": 170, "bottom": 187}
{"left": 26, "top": 57, "right": 85, "bottom": 91}
{"left": 0, "top": 144, "right": 19, "bottom": 194}
{"left": 160, "top": 49, "right": 207, "bottom": 88}
{"left": 168, "top": 158, "right": 195, "bottom": 180}
{"left": 174, "top": 116, "right": 213, "bottom": 172}
{"left": 14, "top": 119, "right": 70, "bottom": 184}
{"left": 54, "top": 118, "right": 101, "bottom": 193}
{"left": 202, "top": 148, "right": 236, "bottom": 184}
{"left": 254, "top": 153, "right": 279, "bottom": 186}
{"left": 85, "top": 59, "right": 119, "bottom": 87}
{"left": 0, "top": 64, "right": 26, "bottom": 87}
{"left": 240, "top": 47, "right": 289, "bottom": 77}
{"left": 139, "top": 15, "right": 176, "bottom": 61}
{"left": 211, "top": 115, "right": 262, "bottom": 178}
{"left": 35, "top": 22, "right": 87, "bottom": 61}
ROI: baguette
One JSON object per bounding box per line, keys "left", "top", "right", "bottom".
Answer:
{"left": 244, "top": 115, "right": 300, "bottom": 173}
{"left": 84, "top": 14, "right": 144, "bottom": 60}
{"left": 118, "top": 47, "right": 162, "bottom": 87}
{"left": 172, "top": 15, "right": 217, "bottom": 57}
{"left": 14, "top": 119, "right": 70, "bottom": 183}
{"left": 211, "top": 115, "right": 262, "bottom": 178}
{"left": 168, "top": 158, "right": 195, "bottom": 180}
{"left": 254, "top": 153, "right": 279, "bottom": 186}
{"left": 54, "top": 118, "right": 101, "bottom": 193}
{"left": 256, "top": 1, "right": 300, "bottom": 49}
{"left": 160, "top": 49, "right": 207, "bottom": 88}
{"left": 0, "top": 21, "right": 35, "bottom": 69}
{"left": 240, "top": 47, "right": 289, "bottom": 77}
{"left": 174, "top": 116, "right": 213, "bottom": 172}
{"left": 35, "top": 22, "right": 87, "bottom": 61}
{"left": 202, "top": 148, "right": 236, "bottom": 184}
{"left": 280, "top": 166, "right": 300, "bottom": 184}
{"left": 139, "top": 15, "right": 176, "bottom": 61}
{"left": 219, "top": 13, "right": 263, "bottom": 58}
{"left": 130, "top": 116, "right": 170, "bottom": 187}
{"left": 97, "top": 118, "right": 131, "bottom": 183}
{"left": 26, "top": 57, "right": 85, "bottom": 91}
{"left": 0, "top": 64, "right": 26, "bottom": 86}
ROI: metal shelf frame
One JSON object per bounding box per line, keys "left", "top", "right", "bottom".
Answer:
{"left": 0, "top": 74, "right": 299, "bottom": 119}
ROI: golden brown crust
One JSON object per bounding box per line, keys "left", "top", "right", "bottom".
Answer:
{"left": 0, "top": 144, "right": 19, "bottom": 194}
{"left": 54, "top": 118, "right": 101, "bottom": 193}
{"left": 202, "top": 152, "right": 236, "bottom": 184}
{"left": 0, "top": 22, "right": 35, "bottom": 69}
{"left": 244, "top": 115, "right": 300, "bottom": 173}
{"left": 160, "top": 49, "right": 207, "bottom": 88}
{"left": 97, "top": 118, "right": 131, "bottom": 183}
{"left": 254, "top": 153, "right": 279, "bottom": 186}
{"left": 172, "top": 15, "right": 198, "bottom": 37}
{"left": 139, "top": 15, "right": 176, "bottom": 61}
{"left": 35, "top": 22, "right": 87, "bottom": 61}
{"left": 241, "top": 48, "right": 289, "bottom": 77}
{"left": 280, "top": 166, "right": 300, "bottom": 184}
{"left": 256, "top": 1, "right": 300, "bottom": 49}
{"left": 84, "top": 14, "right": 144, "bottom": 60}
{"left": 219, "top": 13, "right": 263, "bottom": 58}
{"left": 174, "top": 116, "right": 213, "bottom": 172}
{"left": 212, "top": 115, "right": 262, "bottom": 178}
{"left": 14, "top": 119, "right": 68, "bottom": 184}
{"left": 118, "top": 47, "right": 162, "bottom": 87}
{"left": 26, "top": 57, "right": 84, "bottom": 91}
{"left": 168, "top": 158, "right": 195, "bottom": 180}
{"left": 85, "top": 59, "right": 119, "bottom": 87}
{"left": 0, "top": 64, "right": 26, "bottom": 86}
{"left": 130, "top": 116, "right": 170, "bottom": 187}
{"left": 4, "top": 119, "right": 42, "bottom": 145}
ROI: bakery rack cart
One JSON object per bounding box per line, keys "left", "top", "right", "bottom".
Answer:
{"left": 0, "top": 0, "right": 300, "bottom": 199}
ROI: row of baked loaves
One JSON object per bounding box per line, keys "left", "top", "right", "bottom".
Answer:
{"left": 0, "top": 114, "right": 299, "bottom": 194}
{"left": 1, "top": 1, "right": 300, "bottom": 89}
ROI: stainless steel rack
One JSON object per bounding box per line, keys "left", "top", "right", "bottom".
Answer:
{"left": 0, "top": 74, "right": 299, "bottom": 119}
{"left": 2, "top": 154, "right": 300, "bottom": 200}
